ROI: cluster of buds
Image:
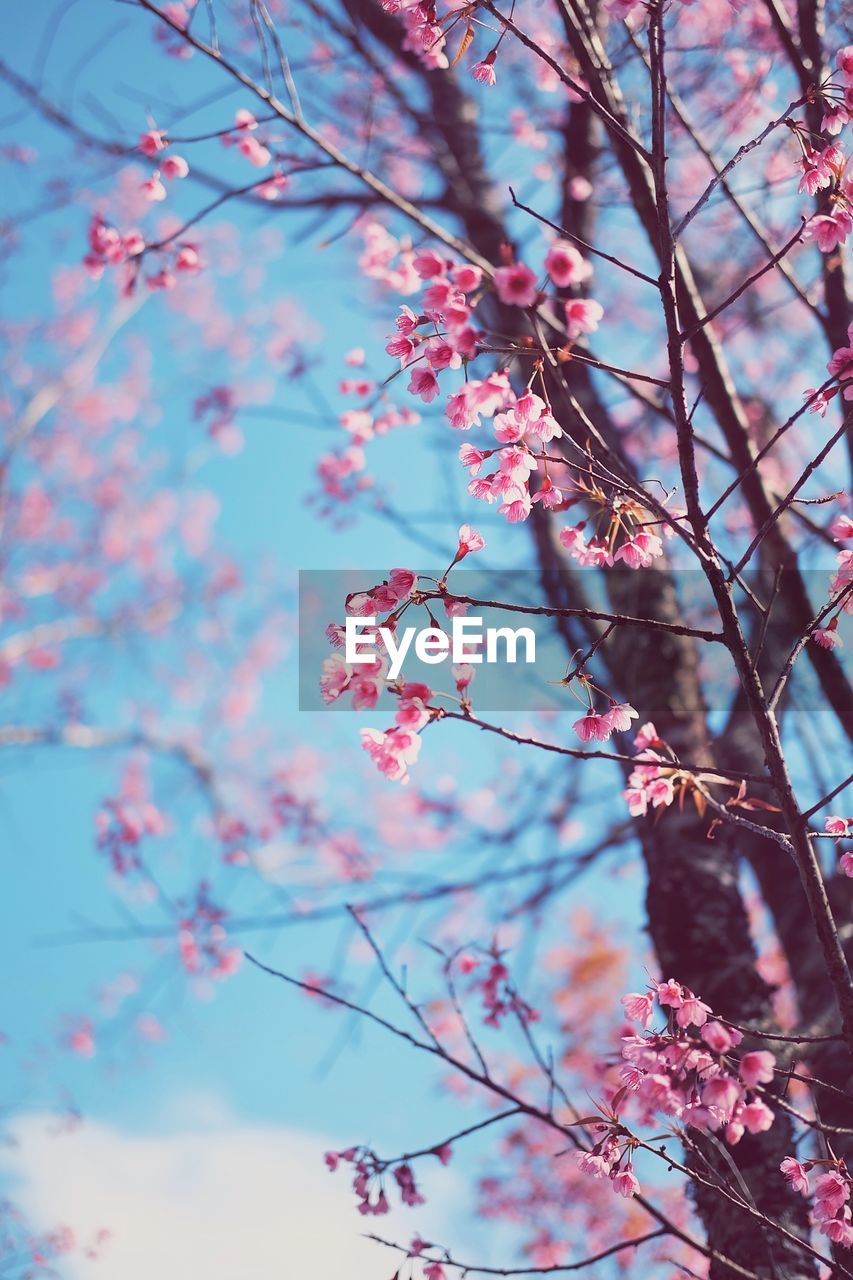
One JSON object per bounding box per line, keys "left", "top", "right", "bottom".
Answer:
{"left": 84, "top": 212, "right": 200, "bottom": 293}
{"left": 177, "top": 888, "right": 241, "bottom": 980}
{"left": 95, "top": 796, "right": 166, "bottom": 875}
{"left": 324, "top": 1145, "right": 441, "bottom": 1215}
{"left": 474, "top": 957, "right": 539, "bottom": 1028}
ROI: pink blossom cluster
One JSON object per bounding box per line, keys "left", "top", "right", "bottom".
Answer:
{"left": 324, "top": 1145, "right": 444, "bottom": 1215}
{"left": 134, "top": 127, "right": 198, "bottom": 288}
{"left": 379, "top": 0, "right": 449, "bottom": 71}
{"left": 361, "top": 723, "right": 424, "bottom": 783}
{"left": 800, "top": 49, "right": 853, "bottom": 251}
{"left": 351, "top": 230, "right": 621, "bottom": 531}
{"left": 475, "top": 958, "right": 540, "bottom": 1028}
{"left": 812, "top": 511, "right": 852, "bottom": 650}
{"left": 84, "top": 209, "right": 200, "bottom": 294}
{"left": 219, "top": 109, "right": 272, "bottom": 168}
{"left": 377, "top": 0, "right": 503, "bottom": 87}
{"left": 177, "top": 888, "right": 242, "bottom": 981}
{"left": 781, "top": 1157, "right": 853, "bottom": 1248}
{"left": 821, "top": 46, "right": 853, "bottom": 135}
{"left": 616, "top": 981, "right": 777, "bottom": 1144}
{"left": 95, "top": 797, "right": 166, "bottom": 875}
{"left": 321, "top": 568, "right": 418, "bottom": 711}
{"left": 572, "top": 700, "right": 639, "bottom": 743}
{"left": 378, "top": 238, "right": 675, "bottom": 541}
{"left": 408, "top": 1238, "right": 448, "bottom": 1280}
{"left": 151, "top": 1, "right": 194, "bottom": 58}
{"left": 559, "top": 515, "right": 667, "bottom": 569}
{"left": 622, "top": 722, "right": 680, "bottom": 817}
{"left": 458, "top": 390, "right": 568, "bottom": 523}
{"left": 576, "top": 1139, "right": 641, "bottom": 1199}
{"left": 193, "top": 386, "right": 242, "bottom": 453}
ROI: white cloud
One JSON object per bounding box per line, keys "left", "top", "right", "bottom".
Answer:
{"left": 1, "top": 1107, "right": 456, "bottom": 1279}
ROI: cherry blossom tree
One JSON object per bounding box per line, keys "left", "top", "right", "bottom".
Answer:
{"left": 2, "top": 0, "right": 853, "bottom": 1277}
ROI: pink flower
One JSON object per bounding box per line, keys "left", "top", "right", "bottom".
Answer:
{"left": 656, "top": 978, "right": 684, "bottom": 1008}
{"left": 499, "top": 495, "right": 532, "bottom": 523}
{"left": 701, "top": 1020, "right": 739, "bottom": 1054}
{"left": 605, "top": 701, "right": 639, "bottom": 733}
{"left": 634, "top": 722, "right": 662, "bottom": 750}
{"left": 822, "top": 104, "right": 851, "bottom": 135}
{"left": 810, "top": 211, "right": 853, "bottom": 253}
{"left": 161, "top": 154, "right": 189, "bottom": 179}
{"left": 361, "top": 727, "right": 422, "bottom": 783}
{"left": 611, "top": 1163, "right": 640, "bottom": 1198}
{"left": 146, "top": 267, "right": 176, "bottom": 290}
{"left": 351, "top": 677, "right": 380, "bottom": 711}
{"left": 564, "top": 297, "right": 604, "bottom": 339}
{"left": 573, "top": 710, "right": 613, "bottom": 742}
{"left": 175, "top": 245, "right": 202, "bottom": 273}
{"left": 413, "top": 248, "right": 447, "bottom": 279}
{"left": 815, "top": 1170, "right": 850, "bottom": 1217}
{"left": 396, "top": 697, "right": 429, "bottom": 730}
{"left": 780, "top": 1156, "right": 810, "bottom": 1196}
{"left": 577, "top": 1150, "right": 612, "bottom": 1178}
{"left": 389, "top": 568, "right": 416, "bottom": 599}
{"left": 544, "top": 239, "right": 591, "bottom": 288}
{"left": 676, "top": 991, "right": 712, "bottom": 1028}
{"left": 471, "top": 59, "right": 497, "bottom": 86}
{"left": 621, "top": 991, "right": 654, "bottom": 1028}
{"left": 738, "top": 1050, "right": 775, "bottom": 1089}
{"left": 740, "top": 1098, "right": 774, "bottom": 1134}
{"left": 142, "top": 172, "right": 167, "bottom": 202}
{"left": 813, "top": 625, "right": 842, "bottom": 650}
{"left": 647, "top": 775, "right": 675, "bottom": 808}
{"left": 820, "top": 1217, "right": 853, "bottom": 1247}
{"left": 701, "top": 1074, "right": 742, "bottom": 1120}
{"left": 408, "top": 366, "right": 440, "bottom": 402}
{"left": 139, "top": 129, "right": 168, "bottom": 156}
{"left": 614, "top": 531, "right": 663, "bottom": 569}
{"left": 531, "top": 476, "right": 564, "bottom": 508}
{"left": 840, "top": 851, "right": 853, "bottom": 877}
{"left": 624, "top": 788, "right": 648, "bottom": 817}
{"left": 559, "top": 524, "right": 587, "bottom": 553}
{"left": 452, "top": 263, "right": 483, "bottom": 292}
{"left": 456, "top": 524, "right": 485, "bottom": 557}
{"left": 320, "top": 654, "right": 349, "bottom": 704}
{"left": 825, "top": 816, "right": 849, "bottom": 836}
{"left": 238, "top": 135, "right": 272, "bottom": 167}
{"left": 831, "top": 514, "right": 853, "bottom": 541}
{"left": 493, "top": 263, "right": 539, "bottom": 307}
